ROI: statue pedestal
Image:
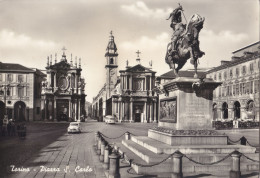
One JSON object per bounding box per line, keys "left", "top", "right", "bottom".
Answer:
{"left": 149, "top": 77, "right": 225, "bottom": 145}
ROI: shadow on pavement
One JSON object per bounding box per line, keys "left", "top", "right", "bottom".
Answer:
{"left": 241, "top": 172, "right": 259, "bottom": 178}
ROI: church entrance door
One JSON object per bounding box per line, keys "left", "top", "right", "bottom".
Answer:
{"left": 57, "top": 100, "right": 69, "bottom": 122}
{"left": 135, "top": 113, "right": 141, "bottom": 122}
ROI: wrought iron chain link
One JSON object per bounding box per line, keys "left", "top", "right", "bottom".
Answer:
{"left": 241, "top": 153, "right": 260, "bottom": 163}
{"left": 183, "top": 153, "right": 232, "bottom": 165}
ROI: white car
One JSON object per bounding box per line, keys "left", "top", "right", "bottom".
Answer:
{"left": 67, "top": 122, "right": 81, "bottom": 133}
{"left": 104, "top": 115, "right": 116, "bottom": 124}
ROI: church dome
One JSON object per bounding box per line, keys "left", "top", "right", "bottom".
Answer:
{"left": 106, "top": 31, "right": 117, "bottom": 54}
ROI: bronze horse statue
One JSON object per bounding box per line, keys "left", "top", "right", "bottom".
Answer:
{"left": 165, "top": 14, "right": 205, "bottom": 78}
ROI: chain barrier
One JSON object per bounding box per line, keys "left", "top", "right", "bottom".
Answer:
{"left": 228, "top": 137, "right": 241, "bottom": 143}
{"left": 99, "top": 131, "right": 136, "bottom": 139}
{"left": 241, "top": 153, "right": 260, "bottom": 163}
{"left": 183, "top": 152, "right": 232, "bottom": 165}
{"left": 246, "top": 140, "right": 259, "bottom": 148}
{"left": 132, "top": 152, "right": 175, "bottom": 167}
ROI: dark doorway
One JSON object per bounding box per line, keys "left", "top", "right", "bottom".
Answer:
{"left": 135, "top": 113, "right": 141, "bottom": 122}
{"left": 57, "top": 100, "right": 69, "bottom": 121}
{"left": 222, "top": 102, "right": 228, "bottom": 119}
{"left": 14, "top": 101, "right": 26, "bottom": 121}
{"left": 0, "top": 101, "right": 5, "bottom": 120}
{"left": 234, "top": 101, "right": 241, "bottom": 119}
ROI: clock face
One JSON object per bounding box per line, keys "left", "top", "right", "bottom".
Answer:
{"left": 58, "top": 76, "right": 68, "bottom": 90}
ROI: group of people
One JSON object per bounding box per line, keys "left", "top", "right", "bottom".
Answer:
{"left": 0, "top": 116, "right": 26, "bottom": 138}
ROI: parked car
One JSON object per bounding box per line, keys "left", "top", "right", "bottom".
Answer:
{"left": 104, "top": 115, "right": 116, "bottom": 124}
{"left": 67, "top": 122, "right": 81, "bottom": 133}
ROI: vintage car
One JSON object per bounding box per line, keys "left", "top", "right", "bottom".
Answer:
{"left": 104, "top": 115, "right": 116, "bottom": 124}
{"left": 67, "top": 122, "right": 81, "bottom": 133}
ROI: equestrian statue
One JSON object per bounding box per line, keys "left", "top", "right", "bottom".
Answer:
{"left": 165, "top": 4, "right": 205, "bottom": 78}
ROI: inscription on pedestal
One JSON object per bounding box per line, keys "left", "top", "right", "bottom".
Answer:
{"left": 185, "top": 97, "right": 208, "bottom": 127}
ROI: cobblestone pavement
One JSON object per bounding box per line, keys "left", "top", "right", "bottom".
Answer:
{"left": 7, "top": 120, "right": 157, "bottom": 178}
{"left": 5, "top": 120, "right": 259, "bottom": 178}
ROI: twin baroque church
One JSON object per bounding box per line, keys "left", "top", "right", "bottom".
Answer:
{"left": 92, "top": 32, "right": 158, "bottom": 123}
{"left": 41, "top": 51, "right": 86, "bottom": 121}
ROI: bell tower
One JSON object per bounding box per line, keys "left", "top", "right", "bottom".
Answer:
{"left": 105, "top": 31, "right": 118, "bottom": 98}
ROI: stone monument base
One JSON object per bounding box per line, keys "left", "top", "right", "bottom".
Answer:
{"left": 148, "top": 127, "right": 228, "bottom": 145}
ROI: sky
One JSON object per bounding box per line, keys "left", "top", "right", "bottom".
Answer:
{"left": 0, "top": 0, "right": 258, "bottom": 102}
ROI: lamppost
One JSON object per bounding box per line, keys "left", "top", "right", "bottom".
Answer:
{"left": 0, "top": 84, "right": 11, "bottom": 116}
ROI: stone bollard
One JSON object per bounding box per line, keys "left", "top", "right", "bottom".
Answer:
{"left": 104, "top": 145, "right": 110, "bottom": 170}
{"left": 230, "top": 151, "right": 242, "bottom": 178}
{"left": 125, "top": 132, "right": 130, "bottom": 140}
{"left": 171, "top": 151, "right": 183, "bottom": 178}
{"left": 240, "top": 136, "right": 247, "bottom": 146}
{"left": 97, "top": 136, "right": 102, "bottom": 155}
{"left": 100, "top": 140, "right": 106, "bottom": 162}
{"left": 108, "top": 151, "right": 121, "bottom": 178}
{"left": 95, "top": 132, "right": 99, "bottom": 148}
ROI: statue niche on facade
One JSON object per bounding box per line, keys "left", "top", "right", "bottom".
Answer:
{"left": 165, "top": 4, "right": 205, "bottom": 78}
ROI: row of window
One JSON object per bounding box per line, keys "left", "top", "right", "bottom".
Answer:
{"left": 215, "top": 80, "right": 259, "bottom": 97}
{"left": 0, "top": 87, "right": 26, "bottom": 97}
{"left": 0, "top": 74, "right": 25, "bottom": 83}
{"left": 212, "top": 61, "right": 260, "bottom": 81}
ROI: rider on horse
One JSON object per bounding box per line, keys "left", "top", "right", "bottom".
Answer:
{"left": 166, "top": 5, "right": 186, "bottom": 56}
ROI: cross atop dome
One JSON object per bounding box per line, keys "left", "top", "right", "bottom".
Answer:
{"left": 136, "top": 50, "right": 141, "bottom": 64}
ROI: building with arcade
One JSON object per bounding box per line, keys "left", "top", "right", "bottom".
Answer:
{"left": 206, "top": 42, "right": 260, "bottom": 121}
{"left": 0, "top": 62, "right": 45, "bottom": 121}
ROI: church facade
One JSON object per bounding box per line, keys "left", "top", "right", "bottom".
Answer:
{"left": 41, "top": 51, "right": 86, "bottom": 121}
{"left": 92, "top": 32, "right": 158, "bottom": 123}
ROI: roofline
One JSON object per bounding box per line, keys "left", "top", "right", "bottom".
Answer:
{"left": 232, "top": 41, "right": 260, "bottom": 54}
{"left": 206, "top": 53, "right": 260, "bottom": 74}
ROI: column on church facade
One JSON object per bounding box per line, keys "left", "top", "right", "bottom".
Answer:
{"left": 78, "top": 99, "right": 81, "bottom": 120}
{"left": 47, "top": 73, "right": 51, "bottom": 87}
{"left": 44, "top": 99, "right": 48, "bottom": 121}
{"left": 122, "top": 102, "right": 125, "bottom": 121}
{"left": 54, "top": 99, "right": 57, "bottom": 121}
{"left": 69, "top": 99, "right": 71, "bottom": 118}
{"left": 144, "top": 76, "right": 146, "bottom": 91}
{"left": 149, "top": 101, "right": 153, "bottom": 123}
{"left": 129, "top": 75, "right": 132, "bottom": 91}
{"left": 130, "top": 98, "right": 133, "bottom": 122}
{"left": 153, "top": 100, "right": 157, "bottom": 123}
{"left": 54, "top": 73, "right": 57, "bottom": 91}
{"left": 143, "top": 101, "right": 147, "bottom": 123}
{"left": 118, "top": 97, "right": 122, "bottom": 122}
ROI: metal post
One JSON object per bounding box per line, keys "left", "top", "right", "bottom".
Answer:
{"left": 125, "top": 132, "right": 130, "bottom": 140}
{"left": 104, "top": 145, "right": 110, "bottom": 170}
{"left": 100, "top": 140, "right": 105, "bottom": 162}
{"left": 108, "top": 152, "right": 120, "bottom": 178}
{"left": 171, "top": 151, "right": 183, "bottom": 178}
{"left": 230, "top": 151, "right": 241, "bottom": 178}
